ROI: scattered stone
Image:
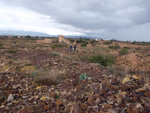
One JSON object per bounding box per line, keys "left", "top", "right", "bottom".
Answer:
{"left": 40, "top": 96, "right": 50, "bottom": 102}
{"left": 12, "top": 84, "right": 21, "bottom": 89}
{"left": 64, "top": 102, "right": 82, "bottom": 113}
{"left": 7, "top": 94, "right": 14, "bottom": 102}
{"left": 136, "top": 103, "right": 144, "bottom": 112}
{"left": 122, "top": 75, "right": 130, "bottom": 84}
{"left": 102, "top": 103, "right": 112, "bottom": 112}
{"left": 80, "top": 103, "right": 88, "bottom": 110}
{"left": 56, "top": 99, "right": 63, "bottom": 106}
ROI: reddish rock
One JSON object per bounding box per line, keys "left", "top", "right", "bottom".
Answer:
{"left": 50, "top": 93, "right": 55, "bottom": 98}
{"left": 101, "top": 103, "right": 112, "bottom": 112}
{"left": 56, "top": 99, "right": 63, "bottom": 106}
{"left": 128, "top": 108, "right": 138, "bottom": 113}
{"left": 121, "top": 84, "right": 130, "bottom": 91}
{"left": 80, "top": 103, "right": 88, "bottom": 110}
{"left": 87, "top": 96, "right": 94, "bottom": 105}
{"left": 132, "top": 96, "right": 138, "bottom": 101}
{"left": 44, "top": 105, "right": 48, "bottom": 110}
{"left": 144, "top": 92, "right": 150, "bottom": 97}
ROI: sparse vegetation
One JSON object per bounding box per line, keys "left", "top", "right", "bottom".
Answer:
{"left": 123, "top": 47, "right": 130, "bottom": 49}
{"left": 81, "top": 54, "right": 115, "bottom": 66}
{"left": 6, "top": 49, "right": 18, "bottom": 53}
{"left": 69, "top": 39, "right": 75, "bottom": 43}
{"left": 103, "top": 41, "right": 112, "bottom": 45}
{"left": 51, "top": 43, "right": 68, "bottom": 49}
{"left": 0, "top": 43, "right": 3, "bottom": 47}
{"left": 49, "top": 53, "right": 59, "bottom": 57}
{"left": 119, "top": 48, "right": 129, "bottom": 55}
{"left": 80, "top": 43, "right": 87, "bottom": 47}
{"left": 108, "top": 43, "right": 120, "bottom": 49}
{"left": 90, "top": 54, "right": 115, "bottom": 66}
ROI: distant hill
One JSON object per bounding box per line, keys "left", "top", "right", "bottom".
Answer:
{"left": 0, "top": 30, "right": 50, "bottom": 37}
{"left": 0, "top": 30, "right": 105, "bottom": 40}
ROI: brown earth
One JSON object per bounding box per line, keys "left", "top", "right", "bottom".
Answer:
{"left": 116, "top": 53, "right": 150, "bottom": 72}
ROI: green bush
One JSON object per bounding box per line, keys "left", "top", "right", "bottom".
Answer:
{"left": 108, "top": 45, "right": 120, "bottom": 49}
{"left": 90, "top": 40, "right": 97, "bottom": 43}
{"left": 90, "top": 54, "right": 115, "bottom": 66}
{"left": 76, "top": 39, "right": 88, "bottom": 44}
{"left": 103, "top": 41, "right": 112, "bottom": 45}
{"left": 70, "top": 39, "right": 75, "bottom": 43}
{"left": 51, "top": 43, "right": 68, "bottom": 49}
{"left": 119, "top": 48, "right": 129, "bottom": 55}
{"left": 80, "top": 43, "right": 87, "bottom": 47}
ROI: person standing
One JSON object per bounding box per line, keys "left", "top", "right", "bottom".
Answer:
{"left": 70, "top": 45, "right": 72, "bottom": 51}
{"left": 73, "top": 45, "right": 76, "bottom": 51}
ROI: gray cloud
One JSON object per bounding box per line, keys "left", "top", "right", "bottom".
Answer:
{"left": 1, "top": 0, "right": 150, "bottom": 41}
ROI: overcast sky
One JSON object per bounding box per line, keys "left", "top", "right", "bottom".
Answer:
{"left": 0, "top": 0, "right": 150, "bottom": 41}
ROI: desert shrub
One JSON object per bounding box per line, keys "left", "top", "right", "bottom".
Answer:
{"left": 135, "top": 47, "right": 143, "bottom": 51}
{"left": 80, "top": 56, "right": 90, "bottom": 61}
{"left": 123, "top": 47, "right": 130, "bottom": 49}
{"left": 143, "top": 47, "right": 150, "bottom": 52}
{"left": 7, "top": 49, "right": 18, "bottom": 53}
{"left": 80, "top": 43, "right": 87, "bottom": 47}
{"left": 76, "top": 39, "right": 88, "bottom": 44}
{"left": 34, "top": 68, "right": 66, "bottom": 85}
{"left": 49, "top": 53, "right": 59, "bottom": 57}
{"left": 90, "top": 40, "right": 97, "bottom": 43}
{"left": 90, "top": 54, "right": 115, "bottom": 66}
{"left": 103, "top": 41, "right": 112, "bottom": 45}
{"left": 108, "top": 44, "right": 120, "bottom": 49}
{"left": 0, "top": 43, "right": 3, "bottom": 47}
{"left": 76, "top": 40, "right": 83, "bottom": 43}
{"left": 119, "top": 48, "right": 129, "bottom": 55}
{"left": 13, "top": 41, "right": 17, "bottom": 44}
{"left": 70, "top": 39, "right": 75, "bottom": 43}
{"left": 51, "top": 43, "right": 68, "bottom": 49}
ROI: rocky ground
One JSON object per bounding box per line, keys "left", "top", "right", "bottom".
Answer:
{"left": 0, "top": 40, "right": 150, "bottom": 113}
{"left": 0, "top": 55, "right": 150, "bottom": 113}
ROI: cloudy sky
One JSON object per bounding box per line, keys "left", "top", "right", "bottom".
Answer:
{"left": 0, "top": 0, "right": 150, "bottom": 41}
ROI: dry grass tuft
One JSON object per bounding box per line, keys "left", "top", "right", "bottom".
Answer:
{"left": 34, "top": 68, "right": 66, "bottom": 85}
